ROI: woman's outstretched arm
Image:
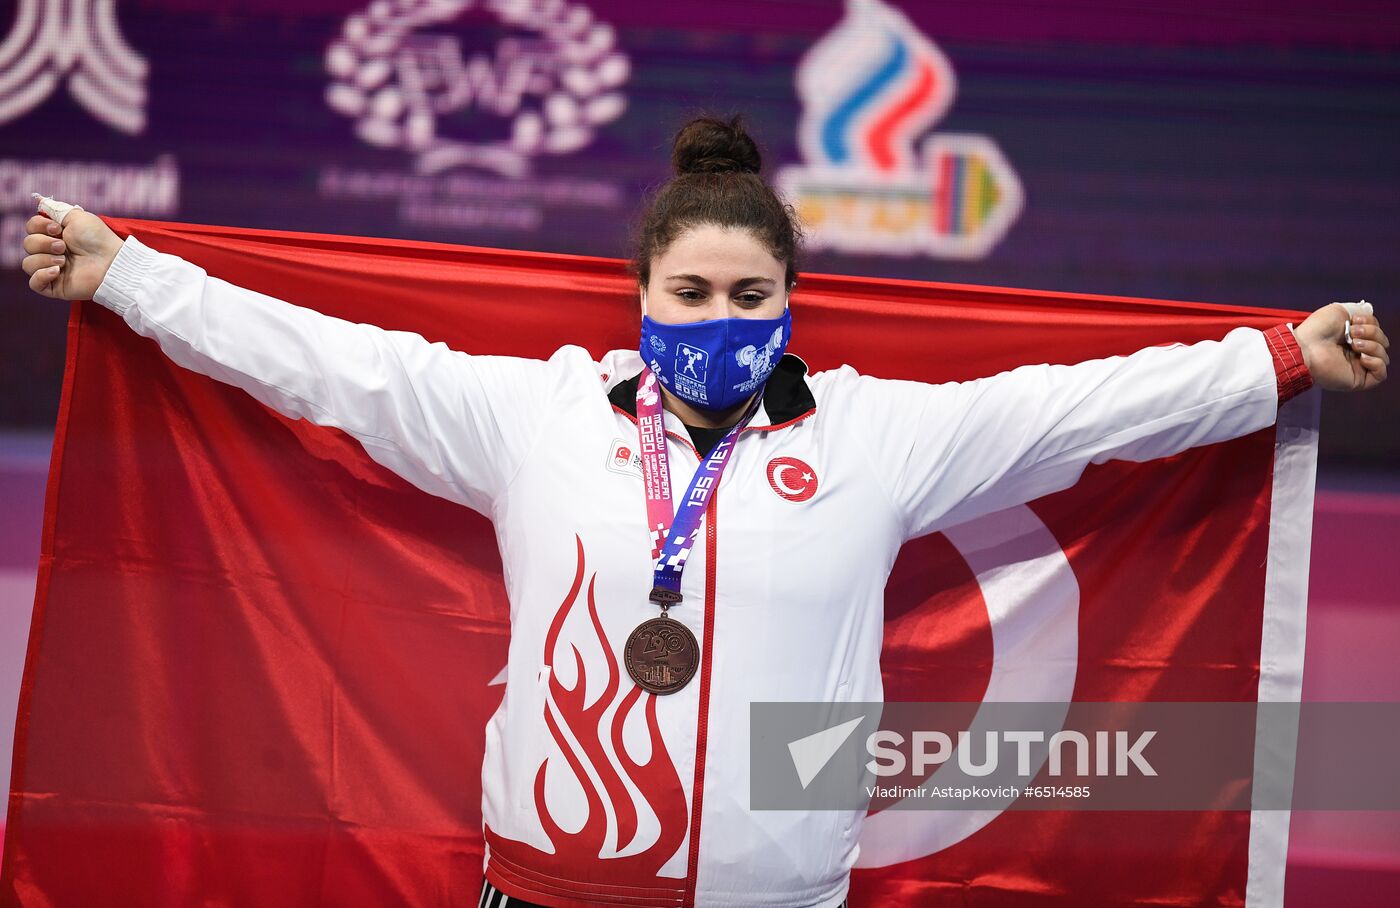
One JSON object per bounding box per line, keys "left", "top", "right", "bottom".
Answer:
{"left": 842, "top": 309, "right": 1387, "bottom": 542}
{"left": 19, "top": 204, "right": 568, "bottom": 516}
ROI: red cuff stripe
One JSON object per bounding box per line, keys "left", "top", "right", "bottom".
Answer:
{"left": 1263, "top": 323, "right": 1313, "bottom": 405}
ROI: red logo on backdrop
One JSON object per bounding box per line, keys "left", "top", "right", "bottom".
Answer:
{"left": 766, "top": 456, "right": 818, "bottom": 502}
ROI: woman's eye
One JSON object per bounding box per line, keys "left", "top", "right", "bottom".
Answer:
{"left": 676, "top": 289, "right": 705, "bottom": 302}
{"left": 737, "top": 295, "right": 767, "bottom": 306}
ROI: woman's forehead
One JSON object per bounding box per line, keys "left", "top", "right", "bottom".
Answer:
{"left": 654, "top": 224, "right": 785, "bottom": 280}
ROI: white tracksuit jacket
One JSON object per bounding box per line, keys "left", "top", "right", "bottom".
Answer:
{"left": 93, "top": 235, "right": 1286, "bottom": 908}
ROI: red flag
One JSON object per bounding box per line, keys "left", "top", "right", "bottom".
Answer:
{"left": 3, "top": 218, "right": 1315, "bottom": 905}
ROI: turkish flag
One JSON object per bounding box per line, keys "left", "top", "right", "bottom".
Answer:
{"left": 2, "top": 218, "right": 1316, "bottom": 906}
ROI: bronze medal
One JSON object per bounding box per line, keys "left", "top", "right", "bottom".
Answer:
{"left": 624, "top": 616, "right": 699, "bottom": 694}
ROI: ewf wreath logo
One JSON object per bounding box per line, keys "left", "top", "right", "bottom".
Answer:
{"left": 325, "top": 0, "right": 629, "bottom": 177}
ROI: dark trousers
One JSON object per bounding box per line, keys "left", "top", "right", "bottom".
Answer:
{"left": 480, "top": 879, "right": 849, "bottom": 907}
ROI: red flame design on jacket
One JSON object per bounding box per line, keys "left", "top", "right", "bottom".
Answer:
{"left": 530, "top": 536, "right": 689, "bottom": 879}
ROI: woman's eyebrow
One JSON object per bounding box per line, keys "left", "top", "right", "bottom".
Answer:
{"left": 664, "top": 273, "right": 711, "bottom": 286}
{"left": 733, "top": 277, "right": 777, "bottom": 289}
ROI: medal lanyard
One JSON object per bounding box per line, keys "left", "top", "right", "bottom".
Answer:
{"left": 635, "top": 370, "right": 761, "bottom": 612}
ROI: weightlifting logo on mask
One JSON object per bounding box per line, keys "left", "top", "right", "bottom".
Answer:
{"left": 673, "top": 343, "right": 709, "bottom": 400}
{"left": 735, "top": 325, "right": 786, "bottom": 395}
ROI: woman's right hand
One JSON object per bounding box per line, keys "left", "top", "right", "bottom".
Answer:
{"left": 21, "top": 207, "right": 124, "bottom": 301}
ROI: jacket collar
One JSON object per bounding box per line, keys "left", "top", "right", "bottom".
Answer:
{"left": 607, "top": 353, "right": 817, "bottom": 429}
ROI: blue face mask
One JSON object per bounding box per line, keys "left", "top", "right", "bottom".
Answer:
{"left": 639, "top": 288, "right": 792, "bottom": 412}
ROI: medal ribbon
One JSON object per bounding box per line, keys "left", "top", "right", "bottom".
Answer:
{"left": 636, "top": 369, "right": 761, "bottom": 606}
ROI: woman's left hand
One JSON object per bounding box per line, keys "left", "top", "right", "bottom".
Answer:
{"left": 1294, "top": 303, "right": 1389, "bottom": 392}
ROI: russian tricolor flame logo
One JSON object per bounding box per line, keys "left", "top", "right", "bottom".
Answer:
{"left": 780, "top": 0, "right": 1023, "bottom": 258}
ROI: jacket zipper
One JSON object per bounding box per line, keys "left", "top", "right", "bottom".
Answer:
{"left": 683, "top": 489, "right": 718, "bottom": 907}
{"left": 613, "top": 400, "right": 726, "bottom": 904}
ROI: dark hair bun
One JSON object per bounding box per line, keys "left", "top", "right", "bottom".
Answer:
{"left": 671, "top": 115, "right": 762, "bottom": 176}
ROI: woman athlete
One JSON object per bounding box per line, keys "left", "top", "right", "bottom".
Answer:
{"left": 19, "top": 117, "right": 1389, "bottom": 907}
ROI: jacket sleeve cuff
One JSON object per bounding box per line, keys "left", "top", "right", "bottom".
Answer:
{"left": 1263, "top": 322, "right": 1313, "bottom": 405}
{"left": 92, "top": 234, "right": 161, "bottom": 317}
